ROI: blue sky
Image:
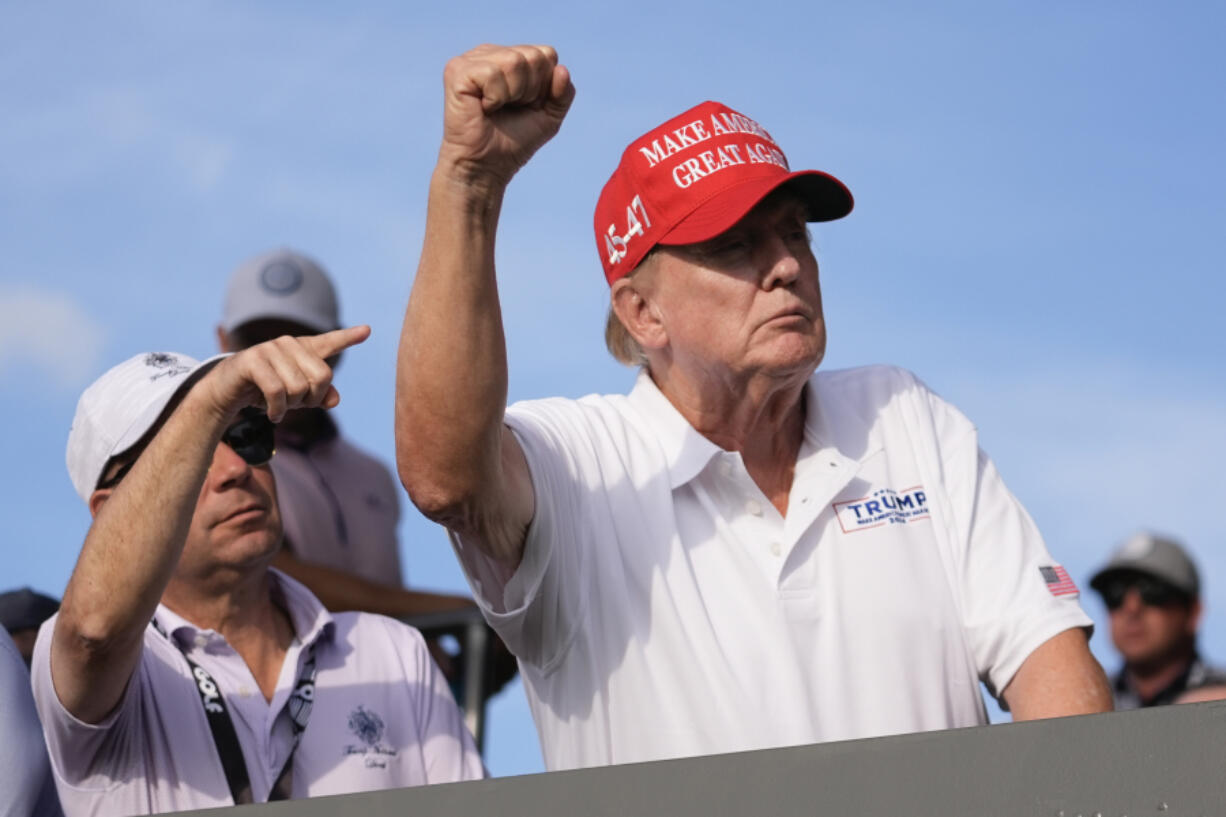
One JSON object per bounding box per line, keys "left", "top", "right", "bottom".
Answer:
{"left": 2, "top": 1, "right": 1224, "bottom": 778}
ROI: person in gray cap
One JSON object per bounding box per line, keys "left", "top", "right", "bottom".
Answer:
{"left": 1090, "top": 531, "right": 1226, "bottom": 708}
{"left": 217, "top": 248, "right": 476, "bottom": 625}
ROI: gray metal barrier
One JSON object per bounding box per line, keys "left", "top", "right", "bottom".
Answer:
{"left": 181, "top": 699, "right": 1226, "bottom": 816}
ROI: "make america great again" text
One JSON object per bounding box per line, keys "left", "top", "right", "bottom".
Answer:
{"left": 637, "top": 110, "right": 789, "bottom": 189}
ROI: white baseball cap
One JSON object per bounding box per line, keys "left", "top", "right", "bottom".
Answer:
{"left": 66, "top": 352, "right": 227, "bottom": 503}
{"left": 221, "top": 248, "right": 340, "bottom": 335}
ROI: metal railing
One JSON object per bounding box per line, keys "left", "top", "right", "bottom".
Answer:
{"left": 181, "top": 699, "right": 1226, "bottom": 816}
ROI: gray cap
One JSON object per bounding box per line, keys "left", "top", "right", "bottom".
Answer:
{"left": 221, "top": 248, "right": 340, "bottom": 335}
{"left": 1089, "top": 531, "right": 1200, "bottom": 598}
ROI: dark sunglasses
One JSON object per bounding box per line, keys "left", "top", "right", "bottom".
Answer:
{"left": 98, "top": 408, "right": 276, "bottom": 490}
{"left": 1099, "top": 575, "right": 1189, "bottom": 610}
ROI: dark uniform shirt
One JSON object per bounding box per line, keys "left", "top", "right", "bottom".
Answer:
{"left": 1112, "top": 653, "right": 1226, "bottom": 709}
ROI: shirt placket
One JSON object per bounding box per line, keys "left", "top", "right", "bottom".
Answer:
{"left": 191, "top": 633, "right": 299, "bottom": 801}
{"left": 783, "top": 442, "right": 858, "bottom": 548}
{"left": 706, "top": 452, "right": 790, "bottom": 586}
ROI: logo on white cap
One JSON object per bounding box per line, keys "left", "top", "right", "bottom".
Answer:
{"left": 144, "top": 352, "right": 192, "bottom": 380}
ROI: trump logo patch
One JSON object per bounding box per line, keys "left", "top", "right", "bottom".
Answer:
{"left": 834, "top": 486, "right": 930, "bottom": 534}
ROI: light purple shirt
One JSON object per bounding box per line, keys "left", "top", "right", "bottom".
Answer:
{"left": 32, "top": 570, "right": 484, "bottom": 816}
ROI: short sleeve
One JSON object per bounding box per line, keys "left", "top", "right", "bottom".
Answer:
{"left": 30, "top": 615, "right": 145, "bottom": 792}
{"left": 947, "top": 441, "right": 1093, "bottom": 699}
{"left": 449, "top": 399, "right": 598, "bottom": 672}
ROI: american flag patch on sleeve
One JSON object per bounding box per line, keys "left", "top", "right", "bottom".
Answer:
{"left": 1040, "top": 565, "right": 1079, "bottom": 597}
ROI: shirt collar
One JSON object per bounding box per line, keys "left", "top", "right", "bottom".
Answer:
{"left": 627, "top": 370, "right": 723, "bottom": 490}
{"left": 626, "top": 368, "right": 883, "bottom": 491}
{"left": 802, "top": 370, "right": 884, "bottom": 465}
{"left": 153, "top": 568, "right": 335, "bottom": 650}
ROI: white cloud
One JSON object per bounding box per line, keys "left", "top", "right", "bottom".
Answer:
{"left": 0, "top": 287, "right": 107, "bottom": 388}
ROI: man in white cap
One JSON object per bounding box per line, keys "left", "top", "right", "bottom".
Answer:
{"left": 1090, "top": 532, "right": 1226, "bottom": 708}
{"left": 395, "top": 44, "right": 1113, "bottom": 771}
{"left": 33, "top": 330, "right": 484, "bottom": 815}
{"left": 217, "top": 248, "right": 475, "bottom": 625}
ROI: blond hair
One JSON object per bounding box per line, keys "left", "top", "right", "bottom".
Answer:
{"left": 603, "top": 250, "right": 658, "bottom": 367}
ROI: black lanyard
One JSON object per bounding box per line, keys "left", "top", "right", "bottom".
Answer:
{"left": 151, "top": 619, "right": 317, "bottom": 804}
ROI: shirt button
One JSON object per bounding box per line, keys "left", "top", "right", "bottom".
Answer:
{"left": 193, "top": 634, "right": 208, "bottom": 649}
{"left": 746, "top": 499, "right": 763, "bottom": 516}
{"left": 719, "top": 459, "right": 733, "bottom": 476}
{"left": 238, "top": 685, "right": 253, "bottom": 698}
{"left": 769, "top": 542, "right": 782, "bottom": 557}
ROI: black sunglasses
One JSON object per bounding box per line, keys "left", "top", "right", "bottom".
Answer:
{"left": 1099, "top": 575, "right": 1189, "bottom": 610}
{"left": 98, "top": 408, "right": 276, "bottom": 490}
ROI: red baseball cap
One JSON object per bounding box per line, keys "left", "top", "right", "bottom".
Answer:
{"left": 593, "top": 101, "right": 853, "bottom": 285}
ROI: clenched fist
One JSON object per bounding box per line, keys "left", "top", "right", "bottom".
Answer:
{"left": 437, "top": 44, "right": 576, "bottom": 189}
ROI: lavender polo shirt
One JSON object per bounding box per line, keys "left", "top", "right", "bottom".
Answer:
{"left": 32, "top": 570, "right": 484, "bottom": 815}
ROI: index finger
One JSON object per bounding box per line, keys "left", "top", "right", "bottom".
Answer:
{"left": 302, "top": 324, "right": 372, "bottom": 359}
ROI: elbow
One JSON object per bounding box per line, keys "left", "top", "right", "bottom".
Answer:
{"left": 399, "top": 465, "right": 481, "bottom": 530}
{"left": 55, "top": 609, "right": 131, "bottom": 664}
{"left": 396, "top": 434, "right": 497, "bottom": 531}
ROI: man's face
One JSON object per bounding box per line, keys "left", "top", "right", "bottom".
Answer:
{"left": 645, "top": 190, "right": 825, "bottom": 382}
{"left": 96, "top": 413, "right": 282, "bottom": 583}
{"left": 1102, "top": 573, "right": 1199, "bottom": 668}
{"left": 178, "top": 430, "right": 283, "bottom": 582}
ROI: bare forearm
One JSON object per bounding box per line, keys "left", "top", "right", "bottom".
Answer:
{"left": 1003, "top": 628, "right": 1114, "bottom": 720}
{"left": 397, "top": 45, "right": 571, "bottom": 562}
{"left": 396, "top": 168, "right": 512, "bottom": 519}
{"left": 54, "top": 394, "right": 227, "bottom": 721}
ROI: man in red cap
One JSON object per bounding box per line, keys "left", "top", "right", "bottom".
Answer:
{"left": 396, "top": 44, "right": 1112, "bottom": 771}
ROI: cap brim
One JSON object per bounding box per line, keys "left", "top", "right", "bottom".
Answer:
{"left": 660, "top": 169, "right": 853, "bottom": 247}
{"left": 1089, "top": 565, "right": 1194, "bottom": 598}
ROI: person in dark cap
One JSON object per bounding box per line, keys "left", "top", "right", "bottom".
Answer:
{"left": 0, "top": 586, "right": 60, "bottom": 667}
{"left": 1090, "top": 531, "right": 1226, "bottom": 708}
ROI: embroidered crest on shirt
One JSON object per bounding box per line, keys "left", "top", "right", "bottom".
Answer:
{"left": 834, "top": 486, "right": 930, "bottom": 534}
{"left": 344, "top": 706, "right": 398, "bottom": 768}
{"left": 1040, "top": 565, "right": 1079, "bottom": 597}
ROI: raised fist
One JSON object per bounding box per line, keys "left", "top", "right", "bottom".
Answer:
{"left": 438, "top": 44, "right": 576, "bottom": 188}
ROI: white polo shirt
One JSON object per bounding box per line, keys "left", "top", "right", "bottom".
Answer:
{"left": 32, "top": 570, "right": 484, "bottom": 816}
{"left": 452, "top": 365, "right": 1092, "bottom": 770}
